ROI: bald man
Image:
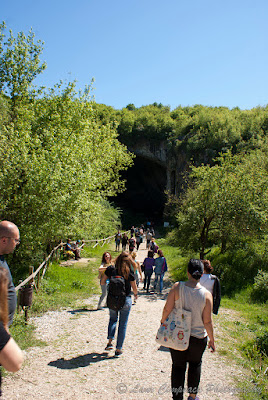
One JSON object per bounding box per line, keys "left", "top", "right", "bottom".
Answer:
{"left": 0, "top": 221, "right": 20, "bottom": 326}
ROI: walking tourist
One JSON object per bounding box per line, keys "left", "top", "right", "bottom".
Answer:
{"left": 142, "top": 250, "right": 155, "bottom": 293}
{"left": 150, "top": 238, "right": 159, "bottom": 254}
{"left": 101, "top": 252, "right": 138, "bottom": 356}
{"left": 128, "top": 235, "right": 136, "bottom": 252}
{"left": 135, "top": 232, "right": 142, "bottom": 251}
{"left": 200, "top": 259, "right": 221, "bottom": 314}
{"left": 160, "top": 259, "right": 215, "bottom": 400}
{"left": 153, "top": 249, "right": 167, "bottom": 294}
{"left": 146, "top": 229, "right": 153, "bottom": 249}
{"left": 115, "top": 231, "right": 122, "bottom": 252}
{"left": 121, "top": 233, "right": 129, "bottom": 252}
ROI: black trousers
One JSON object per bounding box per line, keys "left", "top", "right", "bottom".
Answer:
{"left": 170, "top": 336, "right": 207, "bottom": 400}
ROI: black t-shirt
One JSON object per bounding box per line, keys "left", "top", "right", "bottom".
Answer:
{"left": 105, "top": 265, "right": 135, "bottom": 296}
{"left": 0, "top": 322, "right": 10, "bottom": 351}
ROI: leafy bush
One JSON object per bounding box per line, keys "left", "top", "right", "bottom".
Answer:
{"left": 208, "top": 246, "right": 268, "bottom": 296}
{"left": 165, "top": 228, "right": 180, "bottom": 247}
{"left": 250, "top": 270, "right": 268, "bottom": 303}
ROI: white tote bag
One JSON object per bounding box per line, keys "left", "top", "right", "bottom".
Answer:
{"left": 156, "top": 282, "right": 192, "bottom": 351}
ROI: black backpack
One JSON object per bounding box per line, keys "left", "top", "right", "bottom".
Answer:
{"left": 129, "top": 238, "right": 135, "bottom": 247}
{"left": 107, "top": 275, "right": 126, "bottom": 311}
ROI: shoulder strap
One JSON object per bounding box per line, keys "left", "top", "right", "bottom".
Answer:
{"left": 178, "top": 281, "right": 184, "bottom": 311}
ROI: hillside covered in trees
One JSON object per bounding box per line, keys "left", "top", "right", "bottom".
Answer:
{"left": 94, "top": 101, "right": 268, "bottom": 295}
{"left": 0, "top": 22, "right": 268, "bottom": 304}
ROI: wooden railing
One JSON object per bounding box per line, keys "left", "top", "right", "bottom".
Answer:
{"left": 15, "top": 243, "right": 63, "bottom": 292}
{"left": 15, "top": 230, "right": 130, "bottom": 292}
{"left": 83, "top": 230, "right": 130, "bottom": 248}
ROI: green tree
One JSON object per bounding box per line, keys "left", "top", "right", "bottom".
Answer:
{"left": 0, "top": 24, "right": 134, "bottom": 276}
{"left": 0, "top": 22, "right": 46, "bottom": 106}
{"left": 175, "top": 150, "right": 268, "bottom": 258}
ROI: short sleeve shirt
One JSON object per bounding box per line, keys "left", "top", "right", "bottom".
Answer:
{"left": 105, "top": 265, "right": 135, "bottom": 296}
{"left": 0, "top": 322, "right": 10, "bottom": 351}
{"left": 0, "top": 257, "right": 17, "bottom": 326}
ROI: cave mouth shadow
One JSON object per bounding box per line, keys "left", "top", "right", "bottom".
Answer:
{"left": 48, "top": 352, "right": 115, "bottom": 369}
{"left": 111, "top": 155, "right": 167, "bottom": 223}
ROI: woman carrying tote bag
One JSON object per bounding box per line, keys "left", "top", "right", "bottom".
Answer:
{"left": 160, "top": 259, "right": 215, "bottom": 400}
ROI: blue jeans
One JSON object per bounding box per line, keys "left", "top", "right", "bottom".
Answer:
{"left": 154, "top": 273, "right": 164, "bottom": 293}
{"left": 107, "top": 296, "right": 132, "bottom": 350}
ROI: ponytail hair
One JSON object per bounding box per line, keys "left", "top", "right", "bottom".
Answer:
{"left": 188, "top": 259, "right": 204, "bottom": 281}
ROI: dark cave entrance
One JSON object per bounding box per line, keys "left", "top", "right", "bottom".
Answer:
{"left": 110, "top": 155, "right": 167, "bottom": 227}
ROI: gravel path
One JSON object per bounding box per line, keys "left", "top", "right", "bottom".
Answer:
{"left": 3, "top": 242, "right": 243, "bottom": 399}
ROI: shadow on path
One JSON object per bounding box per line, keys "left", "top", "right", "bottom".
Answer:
{"left": 67, "top": 308, "right": 99, "bottom": 314}
{"left": 135, "top": 290, "right": 168, "bottom": 302}
{"left": 48, "top": 352, "right": 116, "bottom": 369}
{"left": 157, "top": 345, "right": 170, "bottom": 352}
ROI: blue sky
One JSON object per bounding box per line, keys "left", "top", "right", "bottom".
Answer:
{"left": 2, "top": 0, "right": 268, "bottom": 110}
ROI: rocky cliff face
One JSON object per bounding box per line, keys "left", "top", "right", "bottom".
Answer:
{"left": 129, "top": 139, "right": 188, "bottom": 195}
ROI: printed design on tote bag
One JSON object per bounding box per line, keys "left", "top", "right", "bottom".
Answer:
{"left": 177, "top": 330, "right": 184, "bottom": 341}
{"left": 155, "top": 282, "right": 192, "bottom": 351}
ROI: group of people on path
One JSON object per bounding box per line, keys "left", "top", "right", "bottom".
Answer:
{"left": 98, "top": 226, "right": 168, "bottom": 358}
{"left": 0, "top": 219, "right": 221, "bottom": 400}
{"left": 114, "top": 225, "right": 156, "bottom": 253}
{"left": 98, "top": 225, "right": 221, "bottom": 400}
{"left": 142, "top": 248, "right": 167, "bottom": 293}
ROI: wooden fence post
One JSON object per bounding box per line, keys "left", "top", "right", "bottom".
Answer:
{"left": 17, "top": 280, "right": 22, "bottom": 313}
{"left": 29, "top": 266, "right": 34, "bottom": 284}
{"left": 37, "top": 270, "right": 41, "bottom": 290}
{"left": 30, "top": 266, "right": 38, "bottom": 291}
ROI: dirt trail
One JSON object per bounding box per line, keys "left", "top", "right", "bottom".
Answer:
{"left": 3, "top": 241, "right": 243, "bottom": 399}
